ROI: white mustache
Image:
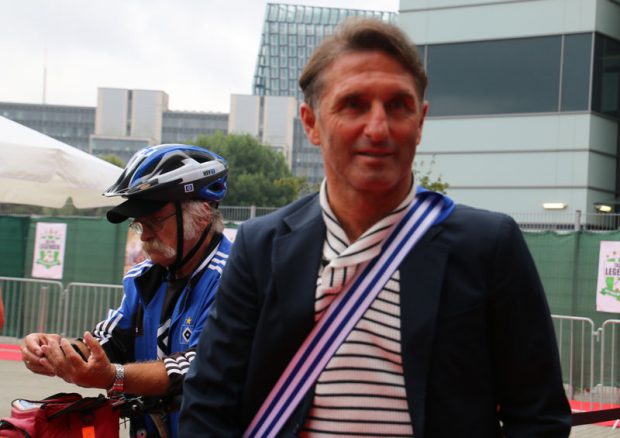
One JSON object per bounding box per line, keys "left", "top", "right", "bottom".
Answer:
{"left": 142, "top": 239, "right": 176, "bottom": 259}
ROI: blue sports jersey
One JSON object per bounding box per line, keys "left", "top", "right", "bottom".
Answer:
{"left": 93, "top": 235, "right": 232, "bottom": 437}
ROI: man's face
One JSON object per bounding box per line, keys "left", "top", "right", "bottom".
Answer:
{"left": 136, "top": 203, "right": 178, "bottom": 267}
{"left": 301, "top": 50, "right": 428, "bottom": 200}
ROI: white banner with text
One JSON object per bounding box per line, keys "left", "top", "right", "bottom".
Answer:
{"left": 31, "top": 222, "right": 67, "bottom": 280}
{"left": 596, "top": 241, "right": 620, "bottom": 313}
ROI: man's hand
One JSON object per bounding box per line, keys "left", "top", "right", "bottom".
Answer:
{"left": 21, "top": 332, "right": 61, "bottom": 376}
{"left": 40, "top": 331, "right": 115, "bottom": 389}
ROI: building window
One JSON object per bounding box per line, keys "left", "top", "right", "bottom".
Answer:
{"left": 426, "top": 35, "right": 562, "bottom": 116}
{"left": 592, "top": 33, "right": 620, "bottom": 118}
{"left": 561, "top": 33, "right": 592, "bottom": 111}
{"left": 329, "top": 9, "right": 338, "bottom": 24}
{"left": 268, "top": 5, "right": 278, "bottom": 20}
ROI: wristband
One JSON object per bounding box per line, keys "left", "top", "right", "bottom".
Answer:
{"left": 110, "top": 363, "right": 125, "bottom": 393}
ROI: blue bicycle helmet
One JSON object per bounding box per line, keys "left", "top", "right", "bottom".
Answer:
{"left": 104, "top": 144, "right": 227, "bottom": 223}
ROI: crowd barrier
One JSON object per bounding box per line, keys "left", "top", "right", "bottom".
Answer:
{"left": 553, "top": 315, "right": 620, "bottom": 428}
{"left": 0, "top": 277, "right": 618, "bottom": 427}
{"left": 0, "top": 277, "right": 64, "bottom": 338}
{"left": 0, "top": 277, "right": 122, "bottom": 338}
{"left": 63, "top": 282, "right": 124, "bottom": 338}
{"left": 219, "top": 205, "right": 278, "bottom": 223}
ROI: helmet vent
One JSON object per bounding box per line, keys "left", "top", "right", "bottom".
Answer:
{"left": 160, "top": 160, "right": 184, "bottom": 173}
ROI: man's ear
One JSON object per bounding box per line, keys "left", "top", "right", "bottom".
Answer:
{"left": 416, "top": 101, "right": 429, "bottom": 145}
{"left": 300, "top": 102, "right": 321, "bottom": 145}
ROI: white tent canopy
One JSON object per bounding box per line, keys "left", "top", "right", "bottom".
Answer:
{"left": 0, "top": 115, "right": 123, "bottom": 209}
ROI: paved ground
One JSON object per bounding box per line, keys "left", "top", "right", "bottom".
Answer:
{"left": 0, "top": 337, "right": 618, "bottom": 437}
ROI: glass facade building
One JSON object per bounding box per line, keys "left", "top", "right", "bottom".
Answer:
{"left": 253, "top": 3, "right": 395, "bottom": 183}
{"left": 253, "top": 3, "right": 395, "bottom": 102}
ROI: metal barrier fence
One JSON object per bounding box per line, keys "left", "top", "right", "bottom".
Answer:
{"left": 220, "top": 208, "right": 620, "bottom": 231}
{"left": 0, "top": 276, "right": 65, "bottom": 338}
{"left": 510, "top": 211, "right": 620, "bottom": 232}
{"left": 1, "top": 205, "right": 618, "bottom": 231}
{"left": 599, "top": 320, "right": 620, "bottom": 408}
{"left": 552, "top": 315, "right": 620, "bottom": 413}
{"left": 0, "top": 278, "right": 123, "bottom": 339}
{"left": 219, "top": 205, "right": 278, "bottom": 223}
{"left": 63, "top": 282, "right": 124, "bottom": 338}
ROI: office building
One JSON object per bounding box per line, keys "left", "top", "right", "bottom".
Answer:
{"left": 90, "top": 88, "right": 169, "bottom": 160}
{"left": 0, "top": 102, "right": 94, "bottom": 151}
{"left": 398, "top": 0, "right": 620, "bottom": 216}
{"left": 0, "top": 88, "right": 228, "bottom": 162}
{"left": 229, "top": 95, "right": 297, "bottom": 167}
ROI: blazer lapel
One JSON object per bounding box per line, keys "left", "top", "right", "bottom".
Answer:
{"left": 399, "top": 225, "right": 450, "bottom": 438}
{"left": 273, "top": 197, "right": 325, "bottom": 336}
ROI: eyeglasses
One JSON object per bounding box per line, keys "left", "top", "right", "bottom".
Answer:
{"left": 129, "top": 211, "right": 176, "bottom": 235}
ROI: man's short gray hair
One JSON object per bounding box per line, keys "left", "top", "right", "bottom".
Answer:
{"left": 181, "top": 200, "right": 224, "bottom": 240}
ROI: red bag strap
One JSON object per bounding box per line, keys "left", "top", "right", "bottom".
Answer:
{"left": 46, "top": 395, "right": 110, "bottom": 421}
{"left": 0, "top": 418, "right": 33, "bottom": 438}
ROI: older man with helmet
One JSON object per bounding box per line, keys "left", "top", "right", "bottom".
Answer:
{"left": 21, "top": 144, "right": 232, "bottom": 438}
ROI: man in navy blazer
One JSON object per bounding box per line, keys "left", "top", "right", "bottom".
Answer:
{"left": 180, "top": 18, "right": 571, "bottom": 437}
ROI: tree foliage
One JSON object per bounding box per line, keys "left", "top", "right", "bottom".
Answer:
{"left": 415, "top": 156, "right": 449, "bottom": 194}
{"left": 99, "top": 154, "right": 125, "bottom": 168}
{"left": 191, "top": 133, "right": 304, "bottom": 207}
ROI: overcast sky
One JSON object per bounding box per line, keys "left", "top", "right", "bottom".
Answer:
{"left": 0, "top": 0, "right": 399, "bottom": 113}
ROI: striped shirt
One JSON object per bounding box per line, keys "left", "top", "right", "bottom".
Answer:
{"left": 300, "top": 181, "right": 415, "bottom": 437}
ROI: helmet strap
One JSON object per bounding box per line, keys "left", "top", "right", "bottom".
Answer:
{"left": 169, "top": 202, "right": 214, "bottom": 278}
{"left": 179, "top": 220, "right": 212, "bottom": 269}
{"left": 169, "top": 202, "right": 184, "bottom": 276}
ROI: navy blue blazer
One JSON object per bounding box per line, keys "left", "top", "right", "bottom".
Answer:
{"left": 180, "top": 194, "right": 571, "bottom": 437}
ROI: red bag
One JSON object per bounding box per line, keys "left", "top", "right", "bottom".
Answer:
{"left": 0, "top": 392, "right": 120, "bottom": 438}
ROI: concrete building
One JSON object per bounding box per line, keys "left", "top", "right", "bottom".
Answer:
{"left": 90, "top": 88, "right": 169, "bottom": 160}
{"left": 0, "top": 88, "right": 228, "bottom": 162}
{"left": 398, "top": 0, "right": 620, "bottom": 217}
{"left": 229, "top": 94, "right": 297, "bottom": 167}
